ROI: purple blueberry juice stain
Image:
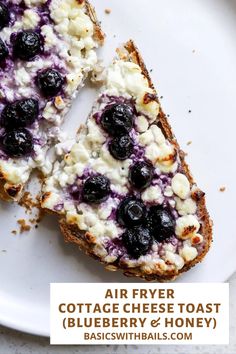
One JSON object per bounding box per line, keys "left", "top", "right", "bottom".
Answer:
{"left": 68, "top": 183, "right": 81, "bottom": 201}
{"left": 195, "top": 241, "right": 205, "bottom": 253}
{"left": 167, "top": 236, "right": 179, "bottom": 248}
{"left": 54, "top": 203, "right": 64, "bottom": 212}
{"left": 130, "top": 143, "right": 145, "bottom": 162}
{"left": 38, "top": 4, "right": 51, "bottom": 26}
{"left": 81, "top": 167, "right": 92, "bottom": 180}
{"left": 105, "top": 237, "right": 127, "bottom": 258}
{"left": 97, "top": 94, "right": 134, "bottom": 106}
{"left": 110, "top": 190, "right": 125, "bottom": 201}
{"left": 0, "top": 151, "right": 7, "bottom": 159}
{"left": 108, "top": 207, "right": 117, "bottom": 221}
{"left": 7, "top": 2, "right": 25, "bottom": 26}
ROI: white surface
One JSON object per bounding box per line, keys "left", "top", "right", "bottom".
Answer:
{"left": 0, "top": 0, "right": 236, "bottom": 338}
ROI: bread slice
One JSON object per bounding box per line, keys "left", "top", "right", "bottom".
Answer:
{"left": 0, "top": 0, "right": 104, "bottom": 202}
{"left": 42, "top": 40, "right": 213, "bottom": 281}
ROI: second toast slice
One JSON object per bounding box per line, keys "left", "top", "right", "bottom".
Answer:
{"left": 42, "top": 40, "right": 212, "bottom": 281}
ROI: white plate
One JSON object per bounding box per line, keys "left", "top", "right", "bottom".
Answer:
{"left": 0, "top": 0, "right": 236, "bottom": 337}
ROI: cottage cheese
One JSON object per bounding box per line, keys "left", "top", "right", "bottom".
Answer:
{"left": 105, "top": 61, "right": 160, "bottom": 122}
{"left": 22, "top": 9, "right": 40, "bottom": 29}
{"left": 175, "top": 215, "right": 200, "bottom": 240}
{"left": 175, "top": 197, "right": 197, "bottom": 216}
{"left": 42, "top": 55, "right": 206, "bottom": 275}
{"left": 141, "top": 185, "right": 164, "bottom": 204}
{"left": 172, "top": 173, "right": 190, "bottom": 199}
{"left": 0, "top": 0, "right": 102, "bottom": 199}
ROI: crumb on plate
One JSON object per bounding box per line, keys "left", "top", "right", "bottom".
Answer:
{"left": 19, "top": 192, "right": 39, "bottom": 211}
{"left": 17, "top": 219, "right": 31, "bottom": 233}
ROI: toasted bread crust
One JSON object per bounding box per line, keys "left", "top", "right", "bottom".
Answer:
{"left": 58, "top": 40, "right": 213, "bottom": 281}
{"left": 0, "top": 169, "right": 23, "bottom": 202}
{"left": 84, "top": 0, "right": 105, "bottom": 44}
{"left": 0, "top": 0, "right": 104, "bottom": 203}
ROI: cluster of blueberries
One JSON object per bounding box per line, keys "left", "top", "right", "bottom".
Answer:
{"left": 0, "top": 2, "right": 64, "bottom": 157}
{"left": 81, "top": 103, "right": 176, "bottom": 258}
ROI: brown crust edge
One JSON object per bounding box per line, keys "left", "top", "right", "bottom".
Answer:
{"left": 0, "top": 172, "right": 23, "bottom": 202}
{"left": 84, "top": 0, "right": 105, "bottom": 45}
{"left": 56, "top": 40, "right": 213, "bottom": 282}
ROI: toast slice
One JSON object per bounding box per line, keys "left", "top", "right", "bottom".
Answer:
{"left": 42, "top": 40, "right": 212, "bottom": 281}
{"left": 0, "top": 0, "right": 104, "bottom": 201}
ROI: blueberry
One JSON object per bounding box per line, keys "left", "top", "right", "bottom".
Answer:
{"left": 109, "top": 135, "right": 134, "bottom": 160}
{"left": 122, "top": 226, "right": 153, "bottom": 259}
{"left": 82, "top": 175, "right": 111, "bottom": 204}
{"left": 17, "top": 98, "right": 39, "bottom": 125}
{"left": 1, "top": 104, "right": 18, "bottom": 129}
{"left": 1, "top": 98, "right": 39, "bottom": 129}
{"left": 129, "top": 161, "right": 154, "bottom": 190}
{"left": 13, "top": 31, "right": 41, "bottom": 60}
{"left": 37, "top": 68, "right": 64, "bottom": 97}
{"left": 148, "top": 206, "right": 175, "bottom": 242}
{"left": 0, "top": 2, "right": 10, "bottom": 30}
{"left": 101, "top": 104, "right": 134, "bottom": 136}
{"left": 1, "top": 128, "right": 34, "bottom": 158}
{"left": 0, "top": 38, "right": 8, "bottom": 62}
{"left": 117, "top": 197, "right": 147, "bottom": 227}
